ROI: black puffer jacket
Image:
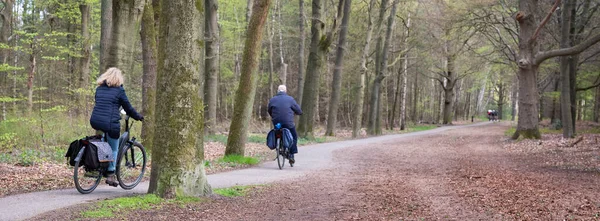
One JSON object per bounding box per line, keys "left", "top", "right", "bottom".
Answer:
{"left": 90, "top": 84, "right": 142, "bottom": 139}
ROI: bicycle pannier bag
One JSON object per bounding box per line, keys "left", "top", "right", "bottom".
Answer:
{"left": 91, "top": 141, "right": 114, "bottom": 162}
{"left": 83, "top": 138, "right": 110, "bottom": 170}
{"left": 266, "top": 129, "right": 276, "bottom": 150}
{"left": 65, "top": 139, "right": 83, "bottom": 167}
{"left": 281, "top": 128, "right": 294, "bottom": 149}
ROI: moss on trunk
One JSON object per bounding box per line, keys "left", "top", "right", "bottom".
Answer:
{"left": 150, "top": 0, "right": 210, "bottom": 198}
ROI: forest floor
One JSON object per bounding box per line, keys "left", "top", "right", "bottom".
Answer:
{"left": 0, "top": 121, "right": 456, "bottom": 198}
{"left": 25, "top": 121, "right": 600, "bottom": 220}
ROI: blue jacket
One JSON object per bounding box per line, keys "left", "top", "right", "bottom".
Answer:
{"left": 268, "top": 92, "right": 302, "bottom": 128}
{"left": 90, "top": 84, "right": 142, "bottom": 139}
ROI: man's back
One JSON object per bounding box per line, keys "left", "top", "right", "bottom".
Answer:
{"left": 268, "top": 92, "right": 302, "bottom": 127}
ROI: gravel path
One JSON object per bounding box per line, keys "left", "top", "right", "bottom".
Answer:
{"left": 0, "top": 122, "right": 489, "bottom": 221}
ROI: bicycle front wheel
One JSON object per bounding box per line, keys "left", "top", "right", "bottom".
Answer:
{"left": 116, "top": 142, "right": 147, "bottom": 190}
{"left": 73, "top": 156, "right": 101, "bottom": 194}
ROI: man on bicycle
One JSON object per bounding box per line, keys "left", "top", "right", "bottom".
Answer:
{"left": 268, "top": 85, "right": 302, "bottom": 164}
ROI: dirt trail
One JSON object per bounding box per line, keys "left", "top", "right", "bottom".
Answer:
{"left": 29, "top": 122, "right": 600, "bottom": 220}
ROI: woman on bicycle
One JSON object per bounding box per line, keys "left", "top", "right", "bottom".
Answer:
{"left": 90, "top": 67, "right": 143, "bottom": 187}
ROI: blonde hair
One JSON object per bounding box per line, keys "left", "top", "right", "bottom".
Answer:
{"left": 96, "top": 67, "right": 124, "bottom": 87}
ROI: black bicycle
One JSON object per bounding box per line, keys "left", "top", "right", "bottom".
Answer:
{"left": 73, "top": 113, "right": 147, "bottom": 194}
{"left": 273, "top": 124, "right": 293, "bottom": 169}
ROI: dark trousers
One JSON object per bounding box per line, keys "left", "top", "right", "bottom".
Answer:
{"left": 287, "top": 126, "right": 298, "bottom": 154}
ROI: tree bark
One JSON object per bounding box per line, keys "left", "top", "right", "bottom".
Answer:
{"left": 595, "top": 86, "right": 600, "bottom": 122}
{"left": 225, "top": 0, "right": 271, "bottom": 156}
{"left": 107, "top": 0, "right": 143, "bottom": 70}
{"left": 149, "top": 0, "right": 211, "bottom": 198}
{"left": 352, "top": 0, "right": 376, "bottom": 138}
{"left": 399, "top": 14, "right": 410, "bottom": 130}
{"left": 141, "top": 0, "right": 159, "bottom": 193}
{"left": 78, "top": 4, "right": 91, "bottom": 116}
{"left": 325, "top": 0, "right": 351, "bottom": 136}
{"left": 368, "top": 0, "right": 396, "bottom": 135}
{"left": 560, "top": 0, "right": 574, "bottom": 138}
{"left": 276, "top": 0, "right": 287, "bottom": 86}
{"left": 511, "top": 76, "right": 518, "bottom": 121}
{"left": 296, "top": 0, "right": 306, "bottom": 106}
{"left": 204, "top": 0, "right": 219, "bottom": 135}
{"left": 0, "top": 0, "right": 13, "bottom": 121}
{"left": 297, "top": 0, "right": 341, "bottom": 139}
{"left": 100, "top": 0, "right": 113, "bottom": 73}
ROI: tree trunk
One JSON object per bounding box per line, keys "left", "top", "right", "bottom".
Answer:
{"left": 149, "top": 0, "right": 211, "bottom": 198}
{"left": 268, "top": 11, "right": 274, "bottom": 97}
{"left": 141, "top": 0, "right": 159, "bottom": 193}
{"left": 141, "top": 0, "right": 158, "bottom": 150}
{"left": 27, "top": 43, "right": 36, "bottom": 114}
{"left": 595, "top": 86, "right": 600, "bottom": 122}
{"left": 560, "top": 0, "right": 574, "bottom": 138}
{"left": 368, "top": 0, "right": 396, "bottom": 135}
{"left": 325, "top": 0, "right": 351, "bottom": 136}
{"left": 78, "top": 4, "right": 91, "bottom": 116}
{"left": 296, "top": 0, "right": 306, "bottom": 106}
{"left": 497, "top": 82, "right": 504, "bottom": 120}
{"left": 400, "top": 50, "right": 409, "bottom": 130}
{"left": 352, "top": 0, "right": 376, "bottom": 138}
{"left": 276, "top": 0, "right": 287, "bottom": 86}
{"left": 513, "top": 0, "right": 541, "bottom": 139}
{"left": 100, "top": 0, "right": 113, "bottom": 73}
{"left": 511, "top": 77, "right": 518, "bottom": 121}
{"left": 0, "top": 0, "right": 13, "bottom": 121}
{"left": 225, "top": 0, "right": 271, "bottom": 156}
{"left": 204, "top": 0, "right": 219, "bottom": 135}
{"left": 107, "top": 0, "right": 143, "bottom": 69}
{"left": 297, "top": 0, "right": 325, "bottom": 139}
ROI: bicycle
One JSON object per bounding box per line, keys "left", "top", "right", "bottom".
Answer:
{"left": 73, "top": 112, "right": 147, "bottom": 194}
{"left": 273, "top": 123, "right": 293, "bottom": 169}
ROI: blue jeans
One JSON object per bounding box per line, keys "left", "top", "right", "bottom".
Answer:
{"left": 104, "top": 136, "right": 119, "bottom": 173}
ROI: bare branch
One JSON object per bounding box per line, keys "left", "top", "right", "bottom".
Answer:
{"left": 535, "top": 32, "right": 600, "bottom": 64}
{"left": 530, "top": 0, "right": 561, "bottom": 43}
{"left": 576, "top": 74, "right": 600, "bottom": 91}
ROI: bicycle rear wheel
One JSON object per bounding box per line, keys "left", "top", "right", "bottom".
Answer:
{"left": 73, "top": 154, "right": 101, "bottom": 194}
{"left": 276, "top": 139, "right": 285, "bottom": 169}
{"left": 116, "top": 142, "right": 147, "bottom": 190}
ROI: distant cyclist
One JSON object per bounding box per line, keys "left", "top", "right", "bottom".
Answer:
{"left": 268, "top": 85, "right": 302, "bottom": 164}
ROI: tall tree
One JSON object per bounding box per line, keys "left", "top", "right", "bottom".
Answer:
{"left": 368, "top": 0, "right": 397, "bottom": 135}
{"left": 204, "top": 0, "right": 219, "bottom": 135}
{"left": 141, "top": 0, "right": 159, "bottom": 193}
{"left": 297, "top": 0, "right": 343, "bottom": 139}
{"left": 107, "top": 0, "right": 143, "bottom": 70}
{"left": 149, "top": 0, "right": 211, "bottom": 198}
{"left": 78, "top": 3, "right": 91, "bottom": 115}
{"left": 225, "top": 0, "right": 272, "bottom": 156}
{"left": 512, "top": 0, "right": 600, "bottom": 139}
{"left": 560, "top": 0, "right": 574, "bottom": 138}
{"left": 352, "top": 0, "right": 376, "bottom": 138}
{"left": 325, "top": 0, "right": 351, "bottom": 136}
{"left": 99, "top": 0, "right": 112, "bottom": 73}
{"left": 140, "top": 0, "right": 158, "bottom": 150}
{"left": 0, "top": 0, "right": 14, "bottom": 121}
{"left": 296, "top": 0, "right": 305, "bottom": 106}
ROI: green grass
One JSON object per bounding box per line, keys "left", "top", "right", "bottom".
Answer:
{"left": 213, "top": 186, "right": 252, "bottom": 197}
{"left": 408, "top": 125, "right": 438, "bottom": 132}
{"left": 205, "top": 134, "right": 228, "bottom": 144}
{"left": 297, "top": 137, "right": 327, "bottom": 145}
{"left": 81, "top": 194, "right": 206, "bottom": 218}
{"left": 81, "top": 194, "right": 163, "bottom": 218}
{"left": 217, "top": 154, "right": 260, "bottom": 166}
{"left": 205, "top": 134, "right": 265, "bottom": 144}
